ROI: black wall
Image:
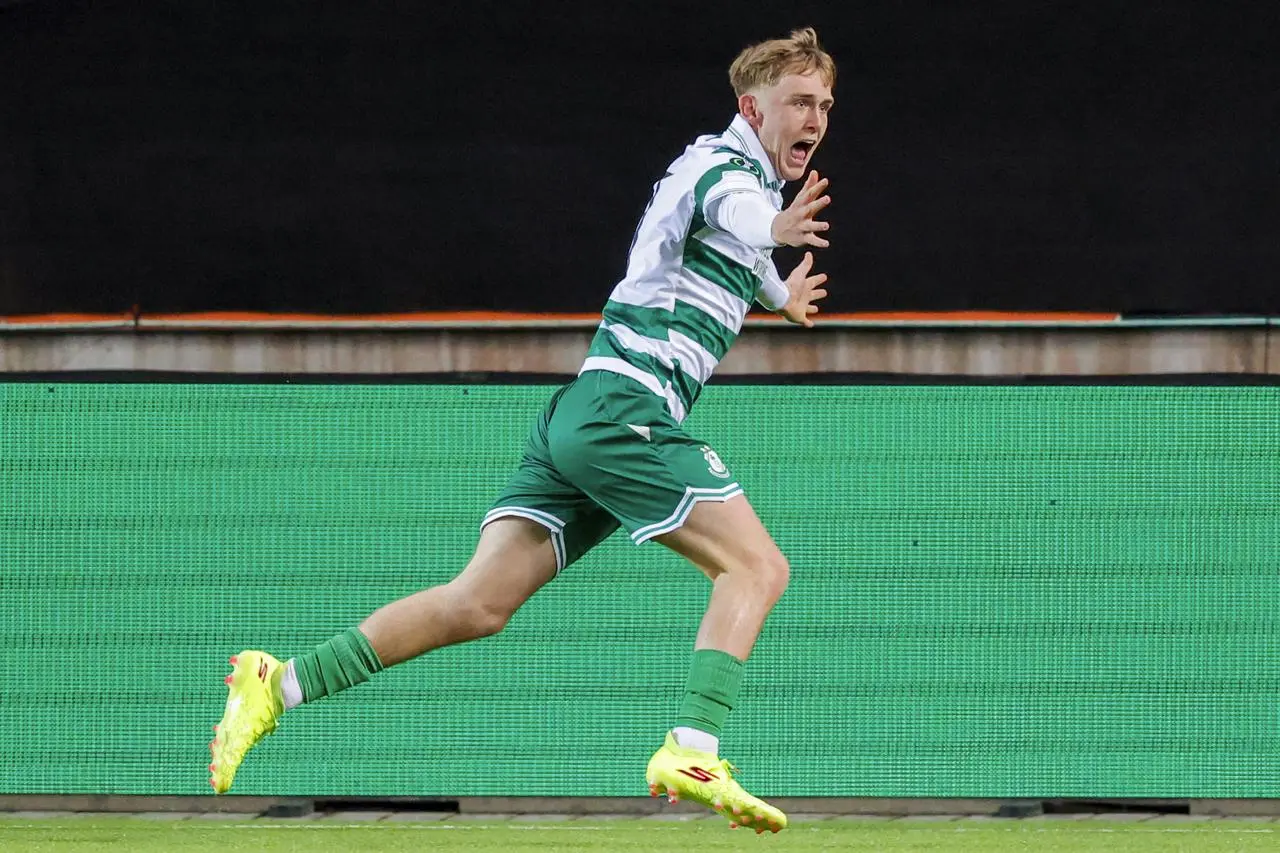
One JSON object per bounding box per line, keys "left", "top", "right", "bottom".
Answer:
{"left": 2, "top": 0, "right": 1276, "bottom": 315}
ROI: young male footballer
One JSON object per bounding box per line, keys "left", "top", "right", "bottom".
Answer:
{"left": 211, "top": 26, "right": 836, "bottom": 834}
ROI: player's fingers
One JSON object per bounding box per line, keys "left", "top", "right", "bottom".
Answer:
{"left": 802, "top": 219, "right": 830, "bottom": 232}
{"left": 807, "top": 273, "right": 828, "bottom": 288}
{"left": 796, "top": 250, "right": 814, "bottom": 274}
{"left": 797, "top": 178, "right": 828, "bottom": 206}
{"left": 807, "top": 304, "right": 821, "bottom": 314}
{"left": 804, "top": 234, "right": 831, "bottom": 248}
{"left": 803, "top": 196, "right": 832, "bottom": 218}
{"left": 789, "top": 176, "right": 827, "bottom": 208}
{"left": 809, "top": 287, "right": 828, "bottom": 302}
{"left": 802, "top": 175, "right": 828, "bottom": 198}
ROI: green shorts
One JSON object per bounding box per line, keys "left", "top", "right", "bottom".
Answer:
{"left": 482, "top": 370, "right": 743, "bottom": 572}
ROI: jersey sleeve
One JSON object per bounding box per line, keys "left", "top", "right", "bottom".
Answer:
{"left": 694, "top": 160, "right": 779, "bottom": 250}
{"left": 756, "top": 256, "right": 790, "bottom": 311}
{"left": 705, "top": 192, "right": 778, "bottom": 250}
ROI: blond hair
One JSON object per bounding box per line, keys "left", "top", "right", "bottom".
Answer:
{"left": 728, "top": 27, "right": 836, "bottom": 97}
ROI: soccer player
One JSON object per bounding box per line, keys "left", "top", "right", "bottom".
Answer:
{"left": 210, "top": 27, "right": 835, "bottom": 834}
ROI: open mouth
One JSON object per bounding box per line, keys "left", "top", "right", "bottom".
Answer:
{"left": 787, "top": 139, "right": 816, "bottom": 166}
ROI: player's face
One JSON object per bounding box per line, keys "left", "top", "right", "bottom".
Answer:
{"left": 745, "top": 71, "right": 833, "bottom": 183}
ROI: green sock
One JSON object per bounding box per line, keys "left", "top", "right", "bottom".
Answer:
{"left": 673, "top": 649, "right": 744, "bottom": 737}
{"left": 293, "top": 627, "right": 385, "bottom": 703}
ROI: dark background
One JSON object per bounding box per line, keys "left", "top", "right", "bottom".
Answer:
{"left": 1, "top": 0, "right": 1276, "bottom": 316}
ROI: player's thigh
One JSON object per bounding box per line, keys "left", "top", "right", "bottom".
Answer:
{"left": 654, "top": 493, "right": 789, "bottom": 590}
{"left": 483, "top": 472, "right": 619, "bottom": 575}
{"left": 448, "top": 517, "right": 559, "bottom": 619}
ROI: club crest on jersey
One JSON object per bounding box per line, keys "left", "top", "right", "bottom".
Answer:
{"left": 730, "top": 156, "right": 762, "bottom": 178}
{"left": 701, "top": 445, "right": 731, "bottom": 478}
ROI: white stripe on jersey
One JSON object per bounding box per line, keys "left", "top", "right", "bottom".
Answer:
{"left": 674, "top": 282, "right": 748, "bottom": 336}
{"left": 600, "top": 322, "right": 676, "bottom": 369}
{"left": 668, "top": 330, "right": 720, "bottom": 385}
{"left": 606, "top": 279, "right": 673, "bottom": 311}
{"left": 603, "top": 321, "right": 721, "bottom": 386}
{"left": 691, "top": 227, "right": 766, "bottom": 275}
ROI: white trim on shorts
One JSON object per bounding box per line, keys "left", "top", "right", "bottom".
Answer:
{"left": 630, "top": 483, "right": 744, "bottom": 544}
{"left": 481, "top": 506, "right": 567, "bottom": 574}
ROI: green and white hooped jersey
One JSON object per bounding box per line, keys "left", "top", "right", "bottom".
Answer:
{"left": 580, "top": 114, "right": 787, "bottom": 423}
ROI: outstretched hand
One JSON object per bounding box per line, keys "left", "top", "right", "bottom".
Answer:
{"left": 780, "top": 251, "right": 829, "bottom": 328}
{"left": 770, "top": 171, "right": 831, "bottom": 248}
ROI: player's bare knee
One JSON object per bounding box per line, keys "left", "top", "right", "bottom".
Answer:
{"left": 470, "top": 603, "right": 513, "bottom": 639}
{"left": 440, "top": 580, "right": 516, "bottom": 640}
{"left": 739, "top": 548, "right": 789, "bottom": 604}
{"left": 762, "top": 550, "right": 790, "bottom": 602}
{"left": 452, "top": 595, "right": 512, "bottom": 639}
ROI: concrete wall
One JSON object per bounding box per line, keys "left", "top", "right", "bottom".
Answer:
{"left": 1, "top": 323, "right": 1276, "bottom": 376}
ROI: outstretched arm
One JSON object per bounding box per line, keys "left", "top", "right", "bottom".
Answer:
{"left": 705, "top": 171, "right": 831, "bottom": 250}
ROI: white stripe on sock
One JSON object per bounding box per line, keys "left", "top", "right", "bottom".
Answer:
{"left": 672, "top": 726, "right": 719, "bottom": 755}
{"left": 281, "top": 658, "right": 303, "bottom": 710}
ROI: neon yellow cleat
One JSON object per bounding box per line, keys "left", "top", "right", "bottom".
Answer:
{"left": 646, "top": 732, "right": 788, "bottom": 834}
{"left": 209, "top": 650, "right": 284, "bottom": 794}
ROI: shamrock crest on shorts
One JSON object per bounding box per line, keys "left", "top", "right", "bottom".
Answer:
{"left": 701, "top": 445, "right": 731, "bottom": 478}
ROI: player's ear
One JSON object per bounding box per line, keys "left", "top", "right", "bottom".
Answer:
{"left": 738, "top": 92, "right": 762, "bottom": 128}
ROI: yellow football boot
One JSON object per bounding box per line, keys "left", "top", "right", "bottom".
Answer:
{"left": 646, "top": 732, "right": 787, "bottom": 834}
{"left": 209, "top": 650, "right": 284, "bottom": 793}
